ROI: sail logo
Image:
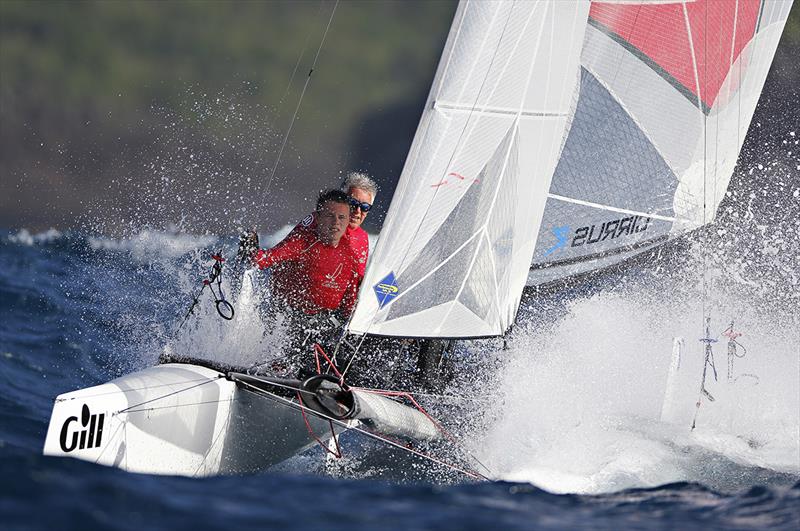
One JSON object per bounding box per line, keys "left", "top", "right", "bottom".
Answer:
{"left": 59, "top": 404, "right": 105, "bottom": 453}
{"left": 544, "top": 225, "right": 571, "bottom": 256}
{"left": 572, "top": 215, "right": 651, "bottom": 248}
{"left": 373, "top": 272, "right": 399, "bottom": 308}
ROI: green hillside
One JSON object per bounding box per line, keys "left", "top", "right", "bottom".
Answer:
{"left": 1, "top": 0, "right": 797, "bottom": 234}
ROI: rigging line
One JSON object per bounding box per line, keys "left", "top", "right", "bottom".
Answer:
{"left": 191, "top": 397, "right": 234, "bottom": 478}
{"left": 122, "top": 397, "right": 236, "bottom": 414}
{"left": 230, "top": 374, "right": 318, "bottom": 398}
{"left": 235, "top": 378, "right": 489, "bottom": 480}
{"left": 92, "top": 420, "right": 125, "bottom": 465}
{"left": 262, "top": 0, "right": 339, "bottom": 201}
{"left": 54, "top": 376, "right": 216, "bottom": 401}
{"left": 352, "top": 386, "right": 492, "bottom": 404}
{"left": 682, "top": 0, "right": 708, "bottom": 336}
{"left": 113, "top": 376, "right": 224, "bottom": 415}
{"left": 355, "top": 387, "right": 494, "bottom": 477}
{"left": 277, "top": 1, "right": 326, "bottom": 110}
{"left": 703, "top": 2, "right": 708, "bottom": 327}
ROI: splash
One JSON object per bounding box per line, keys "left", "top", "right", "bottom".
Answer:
{"left": 473, "top": 133, "right": 800, "bottom": 494}
{"left": 86, "top": 229, "right": 218, "bottom": 261}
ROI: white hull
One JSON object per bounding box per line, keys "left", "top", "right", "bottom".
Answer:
{"left": 43, "top": 363, "right": 348, "bottom": 476}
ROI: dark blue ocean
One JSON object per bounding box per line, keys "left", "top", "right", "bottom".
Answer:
{"left": 1, "top": 225, "right": 798, "bottom": 530}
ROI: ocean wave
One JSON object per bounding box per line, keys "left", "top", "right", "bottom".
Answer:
{"left": 6, "top": 228, "right": 64, "bottom": 246}
{"left": 86, "top": 229, "right": 219, "bottom": 259}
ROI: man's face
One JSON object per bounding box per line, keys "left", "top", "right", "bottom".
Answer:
{"left": 315, "top": 200, "right": 350, "bottom": 246}
{"left": 347, "top": 187, "right": 373, "bottom": 230}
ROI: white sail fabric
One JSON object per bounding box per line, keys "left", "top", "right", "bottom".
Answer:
{"left": 528, "top": 0, "right": 793, "bottom": 285}
{"left": 348, "top": 0, "right": 591, "bottom": 338}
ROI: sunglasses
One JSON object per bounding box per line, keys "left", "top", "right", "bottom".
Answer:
{"left": 348, "top": 197, "right": 372, "bottom": 213}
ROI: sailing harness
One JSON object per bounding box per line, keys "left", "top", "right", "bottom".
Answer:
{"left": 722, "top": 320, "right": 756, "bottom": 384}
{"left": 175, "top": 252, "right": 234, "bottom": 334}
{"left": 691, "top": 318, "right": 755, "bottom": 430}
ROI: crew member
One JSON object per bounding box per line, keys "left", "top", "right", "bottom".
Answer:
{"left": 243, "top": 190, "right": 361, "bottom": 375}
{"left": 340, "top": 171, "right": 377, "bottom": 276}
{"left": 278, "top": 172, "right": 376, "bottom": 276}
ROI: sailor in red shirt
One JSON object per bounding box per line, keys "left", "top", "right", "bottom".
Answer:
{"left": 340, "top": 172, "right": 377, "bottom": 276}
{"left": 238, "top": 190, "right": 360, "bottom": 376}
{"left": 252, "top": 189, "right": 361, "bottom": 317}
{"left": 281, "top": 172, "right": 376, "bottom": 279}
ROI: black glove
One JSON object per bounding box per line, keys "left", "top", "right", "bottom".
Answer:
{"left": 237, "top": 230, "right": 260, "bottom": 263}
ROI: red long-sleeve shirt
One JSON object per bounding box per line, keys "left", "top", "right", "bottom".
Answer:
{"left": 286, "top": 214, "right": 369, "bottom": 275}
{"left": 253, "top": 219, "right": 362, "bottom": 316}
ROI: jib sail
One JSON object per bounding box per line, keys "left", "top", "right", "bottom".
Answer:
{"left": 348, "top": 0, "right": 591, "bottom": 338}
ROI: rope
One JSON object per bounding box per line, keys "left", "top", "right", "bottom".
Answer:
{"left": 277, "top": 1, "right": 326, "bottom": 110}
{"left": 262, "top": 0, "right": 339, "bottom": 200}
{"left": 113, "top": 375, "right": 224, "bottom": 416}
{"left": 298, "top": 392, "right": 343, "bottom": 458}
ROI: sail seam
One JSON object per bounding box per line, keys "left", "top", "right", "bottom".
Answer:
{"left": 377, "top": 230, "right": 483, "bottom": 309}
{"left": 433, "top": 100, "right": 568, "bottom": 118}
{"left": 389, "top": 1, "right": 513, "bottom": 284}
{"left": 586, "top": 16, "right": 711, "bottom": 114}
{"left": 755, "top": 0, "right": 765, "bottom": 32}
{"left": 349, "top": 1, "right": 521, "bottom": 338}
{"left": 434, "top": 1, "right": 469, "bottom": 103}
{"left": 547, "top": 193, "right": 676, "bottom": 221}
{"left": 682, "top": 1, "right": 704, "bottom": 111}
{"left": 437, "top": 228, "right": 490, "bottom": 334}
{"left": 483, "top": 229, "right": 504, "bottom": 329}
{"left": 729, "top": 0, "right": 740, "bottom": 70}
{"left": 452, "top": 0, "right": 503, "bottom": 106}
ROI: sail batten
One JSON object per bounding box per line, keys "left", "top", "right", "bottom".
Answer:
{"left": 548, "top": 194, "right": 677, "bottom": 223}
{"left": 434, "top": 100, "right": 569, "bottom": 118}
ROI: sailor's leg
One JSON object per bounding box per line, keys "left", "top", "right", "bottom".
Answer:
{"left": 415, "top": 339, "right": 453, "bottom": 392}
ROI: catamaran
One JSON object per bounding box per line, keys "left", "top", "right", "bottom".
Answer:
{"left": 43, "top": 0, "right": 793, "bottom": 477}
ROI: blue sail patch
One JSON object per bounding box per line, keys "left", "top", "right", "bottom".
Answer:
{"left": 373, "top": 272, "right": 399, "bottom": 308}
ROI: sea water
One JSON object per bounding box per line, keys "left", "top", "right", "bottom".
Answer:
{"left": 1, "top": 220, "right": 798, "bottom": 530}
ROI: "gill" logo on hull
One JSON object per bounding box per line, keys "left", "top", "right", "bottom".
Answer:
{"left": 59, "top": 404, "right": 105, "bottom": 453}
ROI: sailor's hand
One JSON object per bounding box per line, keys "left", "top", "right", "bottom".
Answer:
{"left": 237, "top": 230, "right": 260, "bottom": 263}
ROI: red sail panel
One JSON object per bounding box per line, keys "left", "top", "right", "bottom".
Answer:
{"left": 589, "top": 0, "right": 760, "bottom": 109}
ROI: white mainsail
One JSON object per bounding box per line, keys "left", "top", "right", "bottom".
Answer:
{"left": 348, "top": 0, "right": 591, "bottom": 338}
{"left": 528, "top": 0, "right": 793, "bottom": 285}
